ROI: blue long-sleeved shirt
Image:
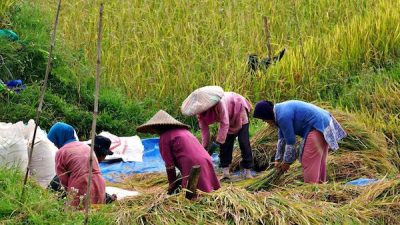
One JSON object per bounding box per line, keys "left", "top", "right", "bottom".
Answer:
{"left": 274, "top": 100, "right": 346, "bottom": 163}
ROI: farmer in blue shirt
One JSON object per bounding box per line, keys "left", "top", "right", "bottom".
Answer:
{"left": 253, "top": 100, "right": 346, "bottom": 183}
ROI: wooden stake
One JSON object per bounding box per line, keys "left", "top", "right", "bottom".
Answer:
{"left": 84, "top": 4, "right": 103, "bottom": 224}
{"left": 263, "top": 16, "right": 273, "bottom": 59}
{"left": 185, "top": 165, "right": 201, "bottom": 200}
{"left": 21, "top": 0, "right": 62, "bottom": 200}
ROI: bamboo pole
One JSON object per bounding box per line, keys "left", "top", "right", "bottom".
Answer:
{"left": 185, "top": 165, "right": 201, "bottom": 200}
{"left": 84, "top": 4, "right": 103, "bottom": 225}
{"left": 21, "top": 0, "right": 62, "bottom": 200}
{"left": 263, "top": 16, "right": 273, "bottom": 60}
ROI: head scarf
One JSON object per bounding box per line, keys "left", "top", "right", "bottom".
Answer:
{"left": 47, "top": 122, "right": 77, "bottom": 149}
{"left": 253, "top": 100, "right": 275, "bottom": 121}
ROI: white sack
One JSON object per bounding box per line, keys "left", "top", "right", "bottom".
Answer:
{"left": 0, "top": 121, "right": 28, "bottom": 172}
{"left": 25, "top": 120, "right": 57, "bottom": 188}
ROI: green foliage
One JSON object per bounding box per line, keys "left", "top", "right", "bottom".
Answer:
{"left": 0, "top": 2, "right": 399, "bottom": 224}
{"left": 0, "top": 167, "right": 112, "bottom": 224}
{"left": 0, "top": 0, "right": 16, "bottom": 26}
{"left": 28, "top": 0, "right": 400, "bottom": 104}
{"left": 0, "top": 2, "right": 159, "bottom": 139}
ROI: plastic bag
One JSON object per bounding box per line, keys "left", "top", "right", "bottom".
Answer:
{"left": 92, "top": 131, "right": 144, "bottom": 162}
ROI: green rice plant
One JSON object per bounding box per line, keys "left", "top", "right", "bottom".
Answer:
{"left": 0, "top": 0, "right": 15, "bottom": 25}
{"left": 27, "top": 0, "right": 400, "bottom": 110}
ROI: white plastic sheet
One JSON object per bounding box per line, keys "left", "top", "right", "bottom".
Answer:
{"left": 88, "top": 131, "right": 144, "bottom": 162}
{"left": 106, "top": 186, "right": 139, "bottom": 200}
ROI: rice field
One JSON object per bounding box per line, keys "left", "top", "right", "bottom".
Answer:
{"left": 27, "top": 0, "right": 400, "bottom": 106}
{"left": 1, "top": 1, "right": 399, "bottom": 224}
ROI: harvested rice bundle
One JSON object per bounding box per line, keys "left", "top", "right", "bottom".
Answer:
{"left": 328, "top": 151, "right": 396, "bottom": 181}
{"left": 274, "top": 183, "right": 361, "bottom": 204}
{"left": 246, "top": 150, "right": 396, "bottom": 191}
{"left": 117, "top": 173, "right": 167, "bottom": 193}
{"left": 230, "top": 125, "right": 279, "bottom": 171}
{"left": 342, "top": 179, "right": 400, "bottom": 224}
{"left": 330, "top": 110, "right": 387, "bottom": 151}
{"left": 232, "top": 109, "right": 392, "bottom": 176}
{"left": 246, "top": 169, "right": 284, "bottom": 191}
{"left": 244, "top": 162, "right": 304, "bottom": 191}
{"left": 113, "top": 179, "right": 400, "bottom": 225}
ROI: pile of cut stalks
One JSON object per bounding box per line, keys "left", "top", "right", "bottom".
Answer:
{"left": 109, "top": 109, "right": 400, "bottom": 225}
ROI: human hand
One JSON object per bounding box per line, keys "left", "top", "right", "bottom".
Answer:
{"left": 274, "top": 161, "right": 280, "bottom": 169}
{"left": 274, "top": 161, "right": 290, "bottom": 173}
{"left": 279, "top": 163, "right": 290, "bottom": 173}
{"left": 111, "top": 194, "right": 117, "bottom": 201}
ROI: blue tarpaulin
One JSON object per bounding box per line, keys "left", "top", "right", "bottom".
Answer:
{"left": 100, "top": 138, "right": 165, "bottom": 182}
{"left": 100, "top": 137, "right": 248, "bottom": 183}
{"left": 346, "top": 178, "right": 379, "bottom": 186}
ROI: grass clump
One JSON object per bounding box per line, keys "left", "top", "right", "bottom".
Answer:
{"left": 0, "top": 2, "right": 159, "bottom": 138}
{"left": 0, "top": 167, "right": 113, "bottom": 224}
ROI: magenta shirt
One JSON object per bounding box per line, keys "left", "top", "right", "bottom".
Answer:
{"left": 55, "top": 141, "right": 105, "bottom": 207}
{"left": 159, "top": 128, "right": 220, "bottom": 192}
{"left": 197, "top": 92, "right": 252, "bottom": 147}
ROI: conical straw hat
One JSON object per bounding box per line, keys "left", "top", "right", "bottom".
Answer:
{"left": 181, "top": 86, "right": 224, "bottom": 116}
{"left": 136, "top": 110, "right": 190, "bottom": 134}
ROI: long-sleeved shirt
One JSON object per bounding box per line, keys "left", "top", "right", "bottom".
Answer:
{"left": 159, "top": 128, "right": 220, "bottom": 192}
{"left": 197, "top": 92, "right": 251, "bottom": 147}
{"left": 55, "top": 141, "right": 105, "bottom": 208}
{"left": 273, "top": 100, "right": 347, "bottom": 163}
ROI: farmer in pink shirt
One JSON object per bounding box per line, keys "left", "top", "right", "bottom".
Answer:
{"left": 137, "top": 110, "right": 220, "bottom": 195}
{"left": 182, "top": 87, "right": 254, "bottom": 179}
{"left": 47, "top": 122, "right": 106, "bottom": 209}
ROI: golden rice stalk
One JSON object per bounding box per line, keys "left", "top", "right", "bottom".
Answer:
{"left": 232, "top": 109, "right": 393, "bottom": 176}
{"left": 330, "top": 110, "right": 388, "bottom": 151}
{"left": 230, "top": 125, "right": 278, "bottom": 172}
{"left": 114, "top": 180, "right": 399, "bottom": 225}
{"left": 246, "top": 169, "right": 284, "bottom": 191}
{"left": 328, "top": 151, "right": 397, "bottom": 181}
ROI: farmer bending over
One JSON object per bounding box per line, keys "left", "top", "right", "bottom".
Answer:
{"left": 253, "top": 100, "right": 347, "bottom": 184}
{"left": 137, "top": 110, "right": 220, "bottom": 195}
{"left": 47, "top": 122, "right": 109, "bottom": 208}
{"left": 181, "top": 86, "right": 254, "bottom": 180}
{"left": 48, "top": 134, "right": 117, "bottom": 204}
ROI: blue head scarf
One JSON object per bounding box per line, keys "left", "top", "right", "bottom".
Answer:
{"left": 47, "top": 122, "right": 77, "bottom": 148}
{"left": 253, "top": 100, "right": 275, "bottom": 121}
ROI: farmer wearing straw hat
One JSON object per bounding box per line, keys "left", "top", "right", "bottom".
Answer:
{"left": 137, "top": 110, "right": 220, "bottom": 194}
{"left": 253, "top": 100, "right": 347, "bottom": 184}
{"left": 181, "top": 86, "right": 254, "bottom": 180}
{"left": 47, "top": 122, "right": 106, "bottom": 208}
